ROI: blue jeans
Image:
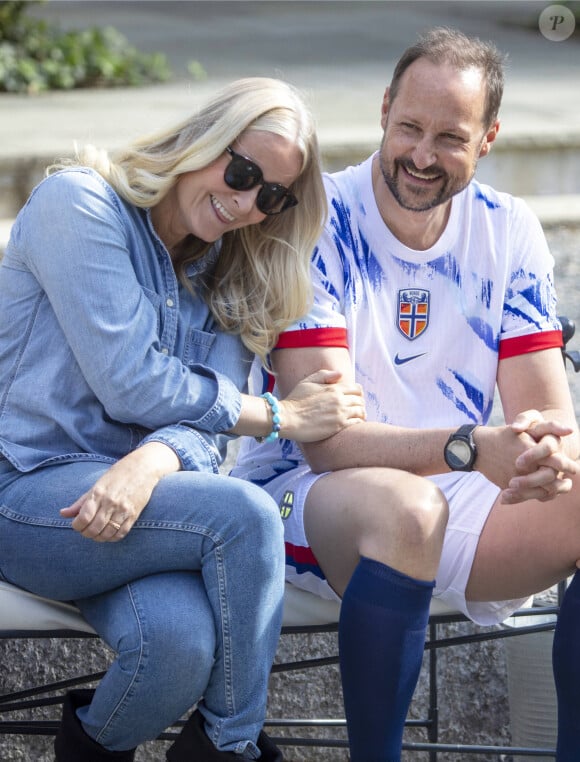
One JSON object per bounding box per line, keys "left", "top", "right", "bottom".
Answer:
{"left": 0, "top": 458, "right": 285, "bottom": 757}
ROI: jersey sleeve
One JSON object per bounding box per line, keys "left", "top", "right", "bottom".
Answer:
{"left": 276, "top": 190, "right": 350, "bottom": 351}
{"left": 499, "top": 197, "right": 562, "bottom": 359}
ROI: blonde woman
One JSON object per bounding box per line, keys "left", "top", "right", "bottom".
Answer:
{"left": 0, "top": 78, "right": 365, "bottom": 761}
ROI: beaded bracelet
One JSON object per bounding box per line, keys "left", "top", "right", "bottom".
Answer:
{"left": 257, "top": 391, "right": 282, "bottom": 443}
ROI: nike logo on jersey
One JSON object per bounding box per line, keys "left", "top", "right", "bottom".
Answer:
{"left": 394, "top": 352, "right": 426, "bottom": 366}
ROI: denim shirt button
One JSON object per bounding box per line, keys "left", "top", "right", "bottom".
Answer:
{"left": 161, "top": 348, "right": 169, "bottom": 355}
{"left": 166, "top": 298, "right": 174, "bottom": 307}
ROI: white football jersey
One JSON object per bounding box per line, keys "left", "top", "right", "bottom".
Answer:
{"left": 236, "top": 153, "right": 561, "bottom": 470}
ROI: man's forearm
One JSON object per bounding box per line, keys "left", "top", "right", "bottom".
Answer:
{"left": 301, "top": 421, "right": 452, "bottom": 476}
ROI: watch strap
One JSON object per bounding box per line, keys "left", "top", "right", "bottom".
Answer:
{"left": 444, "top": 423, "right": 478, "bottom": 471}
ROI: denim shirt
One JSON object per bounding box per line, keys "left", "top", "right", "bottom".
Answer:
{"left": 0, "top": 168, "right": 250, "bottom": 473}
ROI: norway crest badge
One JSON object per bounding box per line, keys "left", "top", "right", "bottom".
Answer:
{"left": 398, "top": 289, "right": 430, "bottom": 340}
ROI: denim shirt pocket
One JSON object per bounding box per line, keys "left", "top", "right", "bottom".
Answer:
{"left": 182, "top": 328, "right": 217, "bottom": 367}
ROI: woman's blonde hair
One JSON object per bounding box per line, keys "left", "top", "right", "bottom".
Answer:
{"left": 53, "top": 77, "right": 326, "bottom": 366}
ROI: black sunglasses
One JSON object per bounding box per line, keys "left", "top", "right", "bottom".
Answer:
{"left": 224, "top": 146, "right": 299, "bottom": 216}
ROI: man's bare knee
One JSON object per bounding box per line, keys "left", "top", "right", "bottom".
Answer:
{"left": 359, "top": 474, "right": 447, "bottom": 578}
{"left": 401, "top": 480, "right": 447, "bottom": 544}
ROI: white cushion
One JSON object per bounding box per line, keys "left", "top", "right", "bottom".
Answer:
{"left": 0, "top": 580, "right": 95, "bottom": 634}
{"left": 0, "top": 579, "right": 464, "bottom": 634}
{"left": 282, "top": 583, "right": 342, "bottom": 626}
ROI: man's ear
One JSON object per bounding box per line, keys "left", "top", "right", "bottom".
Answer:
{"left": 380, "top": 86, "right": 391, "bottom": 130}
{"left": 479, "top": 119, "right": 500, "bottom": 158}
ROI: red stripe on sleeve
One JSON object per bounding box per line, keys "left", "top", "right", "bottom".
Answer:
{"left": 498, "top": 330, "right": 563, "bottom": 360}
{"left": 275, "top": 327, "right": 348, "bottom": 350}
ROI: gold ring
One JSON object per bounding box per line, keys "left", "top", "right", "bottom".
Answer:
{"left": 108, "top": 520, "right": 122, "bottom": 531}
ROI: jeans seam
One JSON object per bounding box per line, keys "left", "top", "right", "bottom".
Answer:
{"left": 0, "top": 507, "right": 225, "bottom": 544}
{"left": 94, "top": 582, "right": 146, "bottom": 745}
{"left": 216, "top": 543, "right": 234, "bottom": 717}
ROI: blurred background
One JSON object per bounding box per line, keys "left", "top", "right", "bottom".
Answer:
{"left": 4, "top": 0, "right": 580, "bottom": 194}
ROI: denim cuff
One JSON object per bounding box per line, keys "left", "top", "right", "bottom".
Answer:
{"left": 140, "top": 425, "right": 222, "bottom": 473}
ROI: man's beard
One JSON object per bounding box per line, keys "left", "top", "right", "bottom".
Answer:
{"left": 379, "top": 155, "right": 471, "bottom": 212}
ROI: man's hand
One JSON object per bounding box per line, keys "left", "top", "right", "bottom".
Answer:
{"left": 500, "top": 409, "right": 579, "bottom": 504}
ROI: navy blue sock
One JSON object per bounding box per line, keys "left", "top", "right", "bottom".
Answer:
{"left": 338, "top": 556, "right": 435, "bottom": 762}
{"left": 553, "top": 571, "right": 580, "bottom": 761}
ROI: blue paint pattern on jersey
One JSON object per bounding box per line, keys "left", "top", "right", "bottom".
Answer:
{"left": 313, "top": 244, "right": 341, "bottom": 305}
{"left": 480, "top": 278, "right": 494, "bottom": 309}
{"left": 392, "top": 254, "right": 422, "bottom": 279}
{"left": 467, "top": 316, "right": 497, "bottom": 350}
{"left": 328, "top": 199, "right": 357, "bottom": 305}
{"left": 243, "top": 457, "right": 300, "bottom": 488}
{"left": 452, "top": 370, "right": 486, "bottom": 417}
{"left": 475, "top": 187, "right": 501, "bottom": 209}
{"left": 437, "top": 378, "right": 478, "bottom": 421}
{"left": 430, "top": 253, "right": 462, "bottom": 287}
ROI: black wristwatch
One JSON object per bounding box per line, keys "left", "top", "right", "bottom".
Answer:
{"left": 443, "top": 424, "right": 478, "bottom": 472}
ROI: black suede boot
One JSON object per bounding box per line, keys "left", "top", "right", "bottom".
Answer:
{"left": 166, "top": 710, "right": 283, "bottom": 761}
{"left": 54, "top": 690, "right": 137, "bottom": 762}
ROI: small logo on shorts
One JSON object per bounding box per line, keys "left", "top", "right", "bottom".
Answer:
{"left": 280, "top": 491, "right": 294, "bottom": 520}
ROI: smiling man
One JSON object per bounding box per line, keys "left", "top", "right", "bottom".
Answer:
{"left": 233, "top": 27, "right": 580, "bottom": 762}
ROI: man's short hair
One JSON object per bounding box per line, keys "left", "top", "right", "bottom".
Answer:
{"left": 389, "top": 27, "right": 507, "bottom": 128}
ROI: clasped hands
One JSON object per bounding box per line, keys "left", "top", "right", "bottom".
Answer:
{"left": 498, "top": 409, "right": 579, "bottom": 504}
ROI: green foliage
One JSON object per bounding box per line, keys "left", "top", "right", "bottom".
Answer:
{"left": 0, "top": 0, "right": 185, "bottom": 94}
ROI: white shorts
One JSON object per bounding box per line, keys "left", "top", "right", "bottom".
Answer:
{"left": 237, "top": 462, "right": 528, "bottom": 626}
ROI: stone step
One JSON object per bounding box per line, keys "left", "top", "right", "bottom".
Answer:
{"left": 2, "top": 196, "right": 579, "bottom": 260}
{"left": 525, "top": 196, "right": 580, "bottom": 227}
{"left": 2, "top": 131, "right": 580, "bottom": 220}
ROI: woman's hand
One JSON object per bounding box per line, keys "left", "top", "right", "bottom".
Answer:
{"left": 59, "top": 442, "right": 181, "bottom": 542}
{"left": 278, "top": 369, "right": 366, "bottom": 443}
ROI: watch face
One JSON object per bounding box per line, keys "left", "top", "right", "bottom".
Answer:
{"left": 446, "top": 439, "right": 472, "bottom": 469}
